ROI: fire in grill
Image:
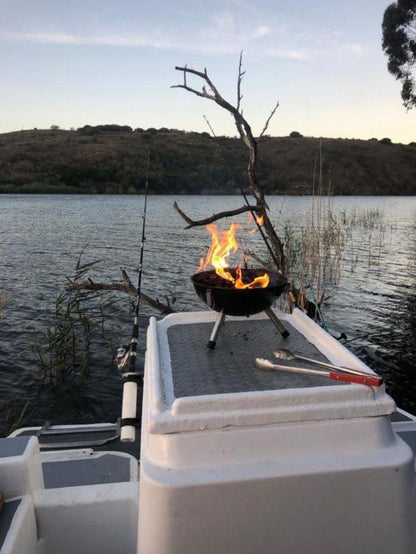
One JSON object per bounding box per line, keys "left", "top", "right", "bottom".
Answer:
{"left": 191, "top": 222, "right": 290, "bottom": 349}
{"left": 191, "top": 268, "right": 287, "bottom": 317}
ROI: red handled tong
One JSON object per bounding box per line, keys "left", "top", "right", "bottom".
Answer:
{"left": 255, "top": 358, "right": 382, "bottom": 387}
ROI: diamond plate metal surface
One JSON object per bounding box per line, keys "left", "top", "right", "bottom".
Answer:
{"left": 168, "top": 318, "right": 339, "bottom": 398}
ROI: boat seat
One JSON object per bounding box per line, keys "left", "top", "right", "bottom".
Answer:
{"left": 0, "top": 436, "right": 44, "bottom": 499}
{"left": 0, "top": 499, "right": 20, "bottom": 548}
{"left": 0, "top": 496, "right": 37, "bottom": 554}
{"left": 393, "top": 418, "right": 416, "bottom": 461}
{"left": 42, "top": 451, "right": 136, "bottom": 489}
{"left": 33, "top": 449, "right": 139, "bottom": 553}
{"left": 397, "top": 430, "right": 416, "bottom": 455}
{"left": 391, "top": 410, "right": 415, "bottom": 422}
{"left": 1, "top": 430, "right": 139, "bottom": 553}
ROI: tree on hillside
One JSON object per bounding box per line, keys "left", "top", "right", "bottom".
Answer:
{"left": 382, "top": 0, "right": 416, "bottom": 109}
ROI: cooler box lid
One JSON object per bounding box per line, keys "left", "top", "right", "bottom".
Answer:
{"left": 145, "top": 309, "right": 394, "bottom": 434}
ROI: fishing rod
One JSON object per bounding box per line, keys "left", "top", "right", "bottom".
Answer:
{"left": 203, "top": 115, "right": 282, "bottom": 272}
{"left": 117, "top": 151, "right": 150, "bottom": 442}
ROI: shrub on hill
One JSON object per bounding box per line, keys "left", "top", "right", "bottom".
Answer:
{"left": 77, "top": 124, "right": 133, "bottom": 135}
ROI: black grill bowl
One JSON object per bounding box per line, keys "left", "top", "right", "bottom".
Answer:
{"left": 191, "top": 268, "right": 288, "bottom": 316}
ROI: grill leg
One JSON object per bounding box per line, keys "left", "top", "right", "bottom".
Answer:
{"left": 265, "top": 308, "right": 290, "bottom": 338}
{"left": 207, "top": 311, "right": 226, "bottom": 349}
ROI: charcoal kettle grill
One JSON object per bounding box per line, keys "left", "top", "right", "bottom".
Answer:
{"left": 191, "top": 268, "right": 289, "bottom": 349}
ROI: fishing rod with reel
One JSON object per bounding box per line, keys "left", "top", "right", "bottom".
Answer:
{"left": 116, "top": 153, "right": 150, "bottom": 443}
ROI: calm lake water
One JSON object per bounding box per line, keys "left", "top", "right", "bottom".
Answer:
{"left": 1, "top": 194, "right": 416, "bottom": 433}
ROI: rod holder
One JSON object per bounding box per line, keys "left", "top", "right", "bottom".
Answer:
{"left": 120, "top": 372, "right": 142, "bottom": 442}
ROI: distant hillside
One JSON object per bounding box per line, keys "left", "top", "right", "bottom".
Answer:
{"left": 0, "top": 127, "right": 415, "bottom": 195}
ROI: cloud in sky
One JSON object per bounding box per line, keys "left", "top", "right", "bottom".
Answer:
{"left": 253, "top": 26, "right": 270, "bottom": 38}
{"left": 0, "top": 31, "right": 149, "bottom": 46}
{"left": 0, "top": 6, "right": 365, "bottom": 62}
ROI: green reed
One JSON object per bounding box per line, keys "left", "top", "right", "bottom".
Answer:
{"left": 278, "top": 196, "right": 343, "bottom": 319}
{"left": 32, "top": 253, "right": 117, "bottom": 383}
{"left": 0, "top": 396, "right": 31, "bottom": 437}
{"left": 278, "top": 200, "right": 389, "bottom": 317}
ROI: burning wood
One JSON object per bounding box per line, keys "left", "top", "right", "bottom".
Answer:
{"left": 197, "top": 223, "right": 269, "bottom": 289}
{"left": 191, "top": 268, "right": 287, "bottom": 317}
{"left": 194, "top": 268, "right": 272, "bottom": 289}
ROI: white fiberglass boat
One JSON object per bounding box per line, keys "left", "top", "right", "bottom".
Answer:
{"left": 1, "top": 308, "right": 416, "bottom": 553}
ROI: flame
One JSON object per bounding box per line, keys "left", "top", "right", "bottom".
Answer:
{"left": 249, "top": 214, "right": 264, "bottom": 234}
{"left": 234, "top": 267, "right": 269, "bottom": 289}
{"left": 199, "top": 223, "right": 269, "bottom": 289}
{"left": 246, "top": 212, "right": 264, "bottom": 228}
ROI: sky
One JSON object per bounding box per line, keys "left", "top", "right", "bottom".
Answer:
{"left": 1, "top": 0, "right": 415, "bottom": 143}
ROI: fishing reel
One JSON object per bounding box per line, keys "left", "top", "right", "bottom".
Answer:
{"left": 116, "top": 345, "right": 132, "bottom": 371}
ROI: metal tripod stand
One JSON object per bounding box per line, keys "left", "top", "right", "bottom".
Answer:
{"left": 207, "top": 308, "right": 290, "bottom": 350}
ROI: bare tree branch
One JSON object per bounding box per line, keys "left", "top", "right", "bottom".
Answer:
{"left": 173, "top": 65, "right": 256, "bottom": 152}
{"left": 237, "top": 51, "right": 245, "bottom": 113}
{"left": 259, "top": 100, "right": 279, "bottom": 138}
{"left": 71, "top": 268, "right": 175, "bottom": 315}
{"left": 173, "top": 201, "right": 259, "bottom": 229}
{"left": 203, "top": 115, "right": 216, "bottom": 136}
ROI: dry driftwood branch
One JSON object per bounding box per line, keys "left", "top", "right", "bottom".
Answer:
{"left": 172, "top": 64, "right": 257, "bottom": 154}
{"left": 172, "top": 56, "right": 285, "bottom": 271}
{"left": 236, "top": 51, "right": 245, "bottom": 113}
{"left": 173, "top": 201, "right": 260, "bottom": 229}
{"left": 71, "top": 268, "right": 175, "bottom": 315}
{"left": 259, "top": 100, "right": 279, "bottom": 138}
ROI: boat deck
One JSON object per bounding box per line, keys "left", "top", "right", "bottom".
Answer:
{"left": 0, "top": 500, "right": 20, "bottom": 549}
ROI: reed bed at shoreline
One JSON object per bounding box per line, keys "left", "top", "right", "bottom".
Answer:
{"left": 274, "top": 195, "right": 387, "bottom": 321}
